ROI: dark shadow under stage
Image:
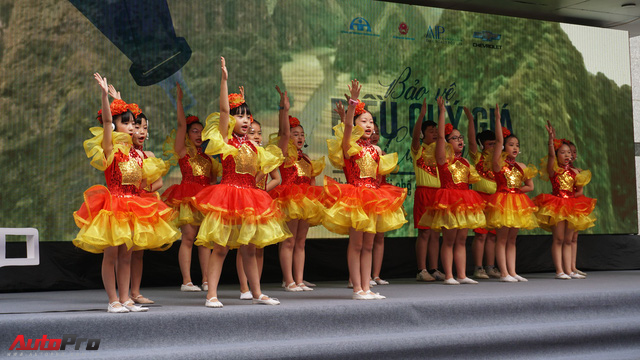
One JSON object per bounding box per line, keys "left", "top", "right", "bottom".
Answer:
{"left": 2, "top": 271, "right": 640, "bottom": 359}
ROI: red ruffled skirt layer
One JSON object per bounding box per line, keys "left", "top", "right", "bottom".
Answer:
{"left": 414, "top": 186, "right": 438, "bottom": 230}
{"left": 533, "top": 194, "right": 597, "bottom": 231}
{"left": 485, "top": 192, "right": 538, "bottom": 229}
{"left": 161, "top": 182, "right": 208, "bottom": 227}
{"left": 193, "top": 184, "right": 291, "bottom": 249}
{"left": 73, "top": 185, "right": 180, "bottom": 254}
{"left": 322, "top": 176, "right": 407, "bottom": 235}
{"left": 474, "top": 191, "right": 496, "bottom": 235}
{"left": 269, "top": 183, "right": 325, "bottom": 226}
{"left": 419, "top": 188, "right": 486, "bottom": 230}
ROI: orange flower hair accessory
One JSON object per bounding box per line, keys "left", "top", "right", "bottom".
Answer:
{"left": 503, "top": 128, "right": 511, "bottom": 138}
{"left": 553, "top": 138, "right": 571, "bottom": 151}
{"left": 289, "top": 116, "right": 300, "bottom": 128}
{"left": 186, "top": 115, "right": 200, "bottom": 125}
{"left": 444, "top": 123, "right": 454, "bottom": 137}
{"left": 354, "top": 100, "right": 367, "bottom": 116}
{"left": 228, "top": 93, "right": 245, "bottom": 109}
{"left": 96, "top": 109, "right": 103, "bottom": 123}
{"left": 110, "top": 99, "right": 129, "bottom": 117}
{"left": 127, "top": 103, "right": 141, "bottom": 118}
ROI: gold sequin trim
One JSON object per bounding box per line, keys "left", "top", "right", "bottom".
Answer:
{"left": 235, "top": 143, "right": 258, "bottom": 176}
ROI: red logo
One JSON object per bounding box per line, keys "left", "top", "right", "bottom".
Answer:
{"left": 399, "top": 22, "right": 408, "bottom": 35}
{"left": 9, "top": 334, "right": 100, "bottom": 351}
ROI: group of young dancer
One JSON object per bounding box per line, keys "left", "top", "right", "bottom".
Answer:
{"left": 73, "top": 57, "right": 597, "bottom": 312}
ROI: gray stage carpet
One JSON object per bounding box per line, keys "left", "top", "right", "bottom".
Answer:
{"left": 2, "top": 271, "right": 640, "bottom": 359}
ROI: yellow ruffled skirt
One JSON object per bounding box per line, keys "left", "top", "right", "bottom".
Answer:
{"left": 322, "top": 177, "right": 407, "bottom": 235}
{"left": 485, "top": 191, "right": 538, "bottom": 230}
{"left": 533, "top": 194, "right": 597, "bottom": 231}
{"left": 269, "top": 183, "right": 325, "bottom": 226}
{"left": 419, "top": 188, "right": 486, "bottom": 230}
{"left": 193, "top": 184, "right": 291, "bottom": 249}
{"left": 73, "top": 185, "right": 180, "bottom": 253}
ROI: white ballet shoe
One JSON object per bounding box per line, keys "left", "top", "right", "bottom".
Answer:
{"left": 205, "top": 297, "right": 223, "bottom": 308}
{"left": 253, "top": 294, "right": 280, "bottom": 305}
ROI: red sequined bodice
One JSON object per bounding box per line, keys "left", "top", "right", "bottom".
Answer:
{"left": 344, "top": 139, "right": 380, "bottom": 189}
{"left": 551, "top": 166, "right": 576, "bottom": 199}
{"left": 104, "top": 147, "right": 143, "bottom": 197}
{"left": 495, "top": 160, "right": 523, "bottom": 194}
{"left": 220, "top": 134, "right": 258, "bottom": 189}
{"left": 475, "top": 153, "right": 496, "bottom": 181}
{"left": 416, "top": 157, "right": 437, "bottom": 177}
{"left": 280, "top": 150, "right": 313, "bottom": 186}
{"left": 438, "top": 155, "right": 471, "bottom": 190}
{"left": 179, "top": 149, "right": 212, "bottom": 187}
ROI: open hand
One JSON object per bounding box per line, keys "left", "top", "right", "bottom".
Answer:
{"left": 108, "top": 84, "right": 121, "bottom": 100}
{"left": 348, "top": 79, "right": 361, "bottom": 101}
{"left": 94, "top": 73, "right": 108, "bottom": 95}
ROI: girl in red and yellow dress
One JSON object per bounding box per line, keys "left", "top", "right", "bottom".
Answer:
{"left": 107, "top": 84, "right": 171, "bottom": 305}
{"left": 270, "top": 86, "right": 325, "bottom": 292}
{"left": 236, "top": 118, "right": 282, "bottom": 300}
{"left": 73, "top": 73, "right": 179, "bottom": 313}
{"left": 568, "top": 142, "right": 588, "bottom": 278}
{"left": 324, "top": 80, "right": 407, "bottom": 300}
{"left": 485, "top": 109, "right": 538, "bottom": 282}
{"left": 534, "top": 122, "right": 596, "bottom": 280}
{"left": 194, "top": 57, "right": 290, "bottom": 308}
{"left": 419, "top": 97, "right": 485, "bottom": 285}
{"left": 411, "top": 99, "right": 444, "bottom": 282}
{"left": 162, "top": 83, "right": 221, "bottom": 293}
{"left": 464, "top": 107, "right": 500, "bottom": 280}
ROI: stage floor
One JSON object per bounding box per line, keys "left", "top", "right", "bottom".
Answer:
{"left": 2, "top": 271, "right": 640, "bottom": 359}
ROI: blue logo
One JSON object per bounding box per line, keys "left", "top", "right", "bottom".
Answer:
{"left": 341, "top": 17, "right": 379, "bottom": 37}
{"left": 350, "top": 17, "right": 371, "bottom": 32}
{"left": 473, "top": 31, "right": 501, "bottom": 42}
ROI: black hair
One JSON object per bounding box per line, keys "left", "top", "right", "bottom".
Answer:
{"left": 135, "top": 113, "right": 147, "bottom": 125}
{"left": 476, "top": 130, "right": 495, "bottom": 147}
{"left": 251, "top": 119, "right": 261, "bottom": 127}
{"left": 421, "top": 120, "right": 437, "bottom": 134}
{"left": 504, "top": 134, "right": 519, "bottom": 144}
{"left": 114, "top": 110, "right": 135, "bottom": 127}
{"left": 230, "top": 103, "right": 252, "bottom": 118}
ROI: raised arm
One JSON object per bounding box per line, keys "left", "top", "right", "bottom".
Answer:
{"left": 174, "top": 83, "right": 188, "bottom": 158}
{"left": 108, "top": 84, "right": 122, "bottom": 100}
{"left": 434, "top": 97, "right": 447, "bottom": 165}
{"left": 219, "top": 57, "right": 230, "bottom": 139}
{"left": 492, "top": 104, "right": 503, "bottom": 173}
{"left": 545, "top": 121, "right": 556, "bottom": 177}
{"left": 275, "top": 85, "right": 290, "bottom": 153}
{"left": 333, "top": 100, "right": 346, "bottom": 123}
{"left": 465, "top": 106, "right": 478, "bottom": 155}
{"left": 95, "top": 73, "right": 114, "bottom": 159}
{"left": 411, "top": 98, "right": 427, "bottom": 153}
{"left": 343, "top": 79, "right": 361, "bottom": 159}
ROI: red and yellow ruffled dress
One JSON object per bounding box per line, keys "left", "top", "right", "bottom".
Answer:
{"left": 533, "top": 162, "right": 596, "bottom": 231}
{"left": 470, "top": 150, "right": 497, "bottom": 234}
{"left": 485, "top": 155, "right": 538, "bottom": 229}
{"left": 73, "top": 128, "right": 180, "bottom": 254}
{"left": 193, "top": 113, "right": 292, "bottom": 249}
{"left": 269, "top": 139, "right": 326, "bottom": 226}
{"left": 419, "top": 147, "right": 486, "bottom": 230}
{"left": 161, "top": 134, "right": 221, "bottom": 228}
{"left": 323, "top": 123, "right": 407, "bottom": 235}
{"left": 411, "top": 143, "right": 441, "bottom": 229}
